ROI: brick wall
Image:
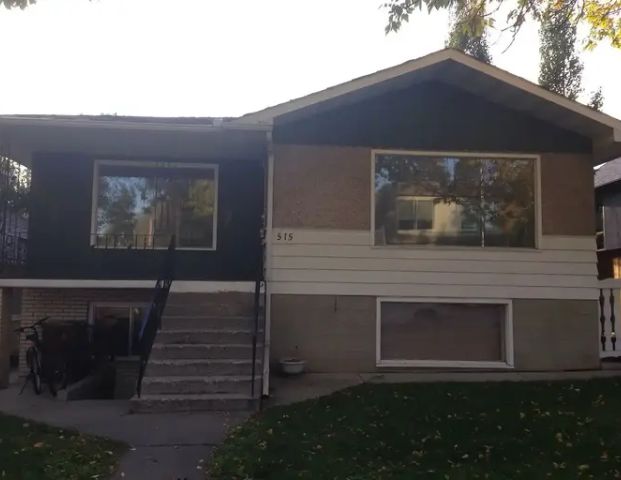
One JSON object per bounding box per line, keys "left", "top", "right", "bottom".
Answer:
{"left": 16, "top": 288, "right": 151, "bottom": 375}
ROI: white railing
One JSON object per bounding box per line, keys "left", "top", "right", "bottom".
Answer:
{"left": 598, "top": 279, "right": 621, "bottom": 358}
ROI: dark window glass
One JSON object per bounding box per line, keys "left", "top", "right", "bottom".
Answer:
{"left": 92, "top": 305, "right": 146, "bottom": 357}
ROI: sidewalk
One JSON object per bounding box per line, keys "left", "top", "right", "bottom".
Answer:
{"left": 0, "top": 373, "right": 249, "bottom": 480}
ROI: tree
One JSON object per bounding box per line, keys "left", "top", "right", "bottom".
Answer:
{"left": 539, "top": 2, "right": 583, "bottom": 100}
{"left": 1, "top": 0, "right": 35, "bottom": 8}
{"left": 588, "top": 86, "right": 605, "bottom": 110}
{"left": 384, "top": 0, "right": 621, "bottom": 50}
{"left": 446, "top": 1, "right": 492, "bottom": 62}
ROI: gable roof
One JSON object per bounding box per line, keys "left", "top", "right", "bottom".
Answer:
{"left": 595, "top": 157, "right": 621, "bottom": 188}
{"left": 234, "top": 49, "right": 621, "bottom": 155}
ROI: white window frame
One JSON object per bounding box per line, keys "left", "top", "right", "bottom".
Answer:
{"left": 88, "top": 301, "right": 149, "bottom": 357}
{"left": 375, "top": 297, "right": 515, "bottom": 369}
{"left": 371, "top": 149, "right": 542, "bottom": 250}
{"left": 395, "top": 196, "right": 435, "bottom": 233}
{"left": 90, "top": 159, "right": 219, "bottom": 251}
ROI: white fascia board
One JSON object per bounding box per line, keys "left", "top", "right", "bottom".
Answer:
{"left": 0, "top": 116, "right": 270, "bottom": 133}
{"left": 234, "top": 49, "right": 621, "bottom": 136}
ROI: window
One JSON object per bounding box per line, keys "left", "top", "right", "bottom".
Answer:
{"left": 377, "top": 299, "right": 513, "bottom": 368}
{"left": 396, "top": 197, "right": 434, "bottom": 231}
{"left": 596, "top": 204, "right": 605, "bottom": 250}
{"left": 374, "top": 152, "right": 536, "bottom": 248}
{"left": 613, "top": 257, "right": 621, "bottom": 279}
{"left": 90, "top": 303, "right": 147, "bottom": 357}
{"left": 92, "top": 161, "right": 218, "bottom": 249}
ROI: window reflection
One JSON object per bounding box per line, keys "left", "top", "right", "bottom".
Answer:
{"left": 94, "top": 163, "right": 217, "bottom": 249}
{"left": 374, "top": 154, "right": 535, "bottom": 248}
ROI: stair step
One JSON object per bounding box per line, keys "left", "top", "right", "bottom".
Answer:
{"left": 156, "top": 329, "right": 259, "bottom": 344}
{"left": 141, "top": 375, "right": 261, "bottom": 395}
{"left": 130, "top": 393, "right": 259, "bottom": 413}
{"left": 162, "top": 315, "right": 256, "bottom": 330}
{"left": 165, "top": 301, "right": 254, "bottom": 317}
{"left": 146, "top": 359, "right": 260, "bottom": 376}
{"left": 166, "top": 292, "right": 255, "bottom": 307}
{"left": 151, "top": 343, "right": 260, "bottom": 360}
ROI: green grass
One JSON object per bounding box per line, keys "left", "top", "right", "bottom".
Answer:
{"left": 210, "top": 378, "right": 621, "bottom": 479}
{"left": 0, "top": 413, "right": 127, "bottom": 480}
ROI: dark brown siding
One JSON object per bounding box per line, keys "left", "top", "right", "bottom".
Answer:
{"left": 25, "top": 153, "right": 264, "bottom": 280}
{"left": 274, "top": 81, "right": 592, "bottom": 154}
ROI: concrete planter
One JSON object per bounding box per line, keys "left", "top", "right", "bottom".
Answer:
{"left": 279, "top": 358, "right": 306, "bottom": 375}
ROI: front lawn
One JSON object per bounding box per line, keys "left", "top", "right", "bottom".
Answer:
{"left": 210, "top": 378, "right": 621, "bottom": 479}
{"left": 0, "top": 413, "right": 126, "bottom": 480}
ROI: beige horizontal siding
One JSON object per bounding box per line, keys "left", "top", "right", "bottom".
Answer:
{"left": 269, "top": 229, "right": 598, "bottom": 300}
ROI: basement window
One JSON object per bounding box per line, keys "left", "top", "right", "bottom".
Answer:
{"left": 377, "top": 298, "right": 514, "bottom": 368}
{"left": 89, "top": 303, "right": 148, "bottom": 357}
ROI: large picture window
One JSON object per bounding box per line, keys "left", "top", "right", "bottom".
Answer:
{"left": 374, "top": 152, "right": 536, "bottom": 248}
{"left": 92, "top": 161, "right": 218, "bottom": 249}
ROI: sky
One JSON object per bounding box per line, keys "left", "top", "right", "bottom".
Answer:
{"left": 0, "top": 0, "right": 619, "bottom": 119}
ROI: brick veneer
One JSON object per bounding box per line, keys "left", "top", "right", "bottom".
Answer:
{"left": 15, "top": 288, "right": 151, "bottom": 375}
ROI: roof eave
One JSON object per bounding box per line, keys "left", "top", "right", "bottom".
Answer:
{"left": 0, "top": 115, "right": 271, "bottom": 133}
{"left": 232, "top": 49, "right": 621, "bottom": 143}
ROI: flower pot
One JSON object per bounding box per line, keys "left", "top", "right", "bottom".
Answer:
{"left": 279, "top": 358, "right": 306, "bottom": 375}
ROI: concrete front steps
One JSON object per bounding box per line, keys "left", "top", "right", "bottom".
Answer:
{"left": 130, "top": 292, "right": 263, "bottom": 413}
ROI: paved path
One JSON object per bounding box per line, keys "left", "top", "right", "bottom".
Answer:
{"left": 0, "top": 376, "right": 249, "bottom": 480}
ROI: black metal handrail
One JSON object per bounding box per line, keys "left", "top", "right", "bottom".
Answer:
{"left": 250, "top": 233, "right": 265, "bottom": 399}
{"left": 136, "top": 235, "right": 176, "bottom": 397}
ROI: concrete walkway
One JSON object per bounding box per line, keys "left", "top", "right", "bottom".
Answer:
{"left": 0, "top": 374, "right": 249, "bottom": 480}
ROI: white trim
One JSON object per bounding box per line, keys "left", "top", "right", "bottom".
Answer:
{"left": 0, "top": 115, "right": 270, "bottom": 133}
{"left": 235, "top": 49, "right": 621, "bottom": 135}
{"left": 371, "top": 150, "right": 542, "bottom": 250}
{"left": 0, "top": 279, "right": 255, "bottom": 292}
{"left": 376, "top": 296, "right": 514, "bottom": 369}
{"left": 90, "top": 159, "right": 219, "bottom": 251}
{"left": 270, "top": 282, "right": 598, "bottom": 300}
{"left": 599, "top": 278, "right": 621, "bottom": 289}
{"left": 263, "top": 130, "right": 275, "bottom": 397}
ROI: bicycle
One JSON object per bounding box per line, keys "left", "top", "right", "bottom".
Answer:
{"left": 15, "top": 316, "right": 68, "bottom": 396}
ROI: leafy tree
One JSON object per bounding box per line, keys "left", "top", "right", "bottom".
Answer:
{"left": 1, "top": 0, "right": 35, "bottom": 8}
{"left": 588, "top": 86, "right": 605, "bottom": 110}
{"left": 539, "top": 1, "right": 583, "bottom": 100}
{"left": 446, "top": 1, "right": 492, "bottom": 62}
{"left": 384, "top": 0, "right": 621, "bottom": 49}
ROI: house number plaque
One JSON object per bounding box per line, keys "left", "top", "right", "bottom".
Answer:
{"left": 275, "top": 231, "right": 294, "bottom": 242}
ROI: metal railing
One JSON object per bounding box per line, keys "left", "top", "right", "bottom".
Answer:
{"left": 250, "top": 232, "right": 265, "bottom": 399}
{"left": 91, "top": 233, "right": 182, "bottom": 250}
{"left": 136, "top": 235, "right": 176, "bottom": 397}
{"left": 0, "top": 231, "right": 27, "bottom": 271}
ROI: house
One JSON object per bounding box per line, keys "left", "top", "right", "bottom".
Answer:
{"left": 1, "top": 49, "right": 620, "bottom": 409}
{"left": 595, "top": 157, "right": 621, "bottom": 278}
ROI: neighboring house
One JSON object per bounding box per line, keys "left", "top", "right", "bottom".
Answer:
{"left": 1, "top": 49, "right": 621, "bottom": 409}
{"left": 595, "top": 158, "right": 621, "bottom": 278}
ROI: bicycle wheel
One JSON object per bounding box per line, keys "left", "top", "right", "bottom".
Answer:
{"left": 47, "top": 362, "right": 68, "bottom": 398}
{"left": 27, "top": 349, "right": 42, "bottom": 395}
